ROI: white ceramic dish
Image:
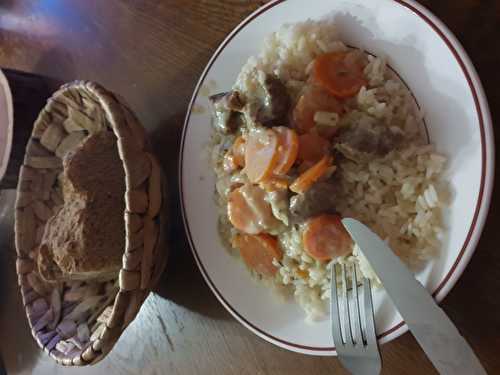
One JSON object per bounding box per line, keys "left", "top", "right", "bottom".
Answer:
{"left": 180, "top": 0, "right": 494, "bottom": 355}
{"left": 0, "top": 69, "right": 13, "bottom": 182}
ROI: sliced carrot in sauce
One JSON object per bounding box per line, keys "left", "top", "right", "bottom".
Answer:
{"left": 290, "top": 155, "right": 333, "bottom": 194}
{"left": 302, "top": 214, "right": 353, "bottom": 261}
{"left": 233, "top": 233, "right": 283, "bottom": 277}
{"left": 228, "top": 188, "right": 260, "bottom": 234}
{"left": 297, "top": 160, "right": 315, "bottom": 174}
{"left": 312, "top": 51, "right": 367, "bottom": 99}
{"left": 272, "top": 126, "right": 299, "bottom": 175}
{"left": 227, "top": 184, "right": 279, "bottom": 234}
{"left": 259, "top": 176, "right": 289, "bottom": 192}
{"left": 297, "top": 133, "right": 331, "bottom": 163}
{"left": 292, "top": 85, "right": 343, "bottom": 135}
{"left": 231, "top": 136, "right": 246, "bottom": 168}
{"left": 244, "top": 129, "right": 279, "bottom": 183}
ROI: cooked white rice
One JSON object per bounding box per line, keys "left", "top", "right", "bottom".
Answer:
{"left": 213, "top": 19, "right": 448, "bottom": 321}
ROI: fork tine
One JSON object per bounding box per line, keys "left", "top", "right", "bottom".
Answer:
{"left": 330, "top": 264, "right": 344, "bottom": 349}
{"left": 350, "top": 263, "right": 364, "bottom": 345}
{"left": 340, "top": 264, "right": 353, "bottom": 345}
{"left": 363, "top": 278, "right": 377, "bottom": 346}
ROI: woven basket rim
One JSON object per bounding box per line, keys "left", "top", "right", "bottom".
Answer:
{"left": 14, "top": 80, "right": 168, "bottom": 366}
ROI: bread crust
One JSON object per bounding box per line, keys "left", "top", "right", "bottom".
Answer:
{"left": 38, "top": 131, "right": 126, "bottom": 282}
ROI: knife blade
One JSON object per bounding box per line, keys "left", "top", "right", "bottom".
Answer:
{"left": 342, "top": 218, "right": 487, "bottom": 375}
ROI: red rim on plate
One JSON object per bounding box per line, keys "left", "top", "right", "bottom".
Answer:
{"left": 179, "top": 0, "right": 494, "bottom": 353}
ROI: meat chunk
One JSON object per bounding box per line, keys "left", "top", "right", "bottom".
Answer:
{"left": 337, "top": 125, "right": 403, "bottom": 156}
{"left": 210, "top": 74, "right": 290, "bottom": 131}
{"left": 289, "top": 182, "right": 338, "bottom": 222}
{"left": 210, "top": 91, "right": 245, "bottom": 112}
{"left": 259, "top": 75, "right": 291, "bottom": 125}
{"left": 209, "top": 91, "right": 245, "bottom": 134}
{"left": 249, "top": 74, "right": 291, "bottom": 127}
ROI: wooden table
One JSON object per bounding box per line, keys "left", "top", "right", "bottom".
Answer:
{"left": 1, "top": 1, "right": 499, "bottom": 374}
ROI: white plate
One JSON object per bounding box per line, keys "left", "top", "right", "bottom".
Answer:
{"left": 180, "top": 0, "right": 494, "bottom": 355}
{"left": 0, "top": 69, "right": 13, "bottom": 182}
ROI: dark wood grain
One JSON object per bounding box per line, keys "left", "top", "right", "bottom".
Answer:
{"left": 0, "top": 1, "right": 499, "bottom": 374}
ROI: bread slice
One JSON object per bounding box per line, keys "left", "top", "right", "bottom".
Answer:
{"left": 38, "top": 131, "right": 126, "bottom": 282}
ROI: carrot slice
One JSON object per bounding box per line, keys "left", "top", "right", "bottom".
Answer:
{"left": 244, "top": 129, "right": 279, "bottom": 183}
{"left": 292, "top": 94, "right": 313, "bottom": 134}
{"left": 232, "top": 136, "right": 246, "bottom": 168}
{"left": 259, "top": 176, "right": 289, "bottom": 192}
{"left": 297, "top": 133, "right": 330, "bottom": 163}
{"left": 312, "top": 51, "right": 367, "bottom": 98}
{"left": 302, "top": 214, "right": 353, "bottom": 261}
{"left": 297, "top": 160, "right": 315, "bottom": 174}
{"left": 273, "top": 126, "right": 299, "bottom": 175}
{"left": 292, "top": 85, "right": 343, "bottom": 135}
{"left": 228, "top": 188, "right": 260, "bottom": 234}
{"left": 227, "top": 184, "right": 279, "bottom": 234}
{"left": 233, "top": 233, "right": 283, "bottom": 277}
{"left": 290, "top": 155, "right": 333, "bottom": 194}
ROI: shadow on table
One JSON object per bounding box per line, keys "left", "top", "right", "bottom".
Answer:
{"left": 0, "top": 0, "right": 15, "bottom": 10}
{"left": 1, "top": 39, "right": 71, "bottom": 190}
{"left": 149, "top": 112, "right": 231, "bottom": 321}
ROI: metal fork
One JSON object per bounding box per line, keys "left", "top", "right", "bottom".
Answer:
{"left": 331, "top": 263, "right": 382, "bottom": 375}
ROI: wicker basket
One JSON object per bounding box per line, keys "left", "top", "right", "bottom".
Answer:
{"left": 14, "top": 81, "right": 168, "bottom": 366}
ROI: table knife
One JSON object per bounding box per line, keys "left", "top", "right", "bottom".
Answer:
{"left": 342, "top": 218, "right": 487, "bottom": 375}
